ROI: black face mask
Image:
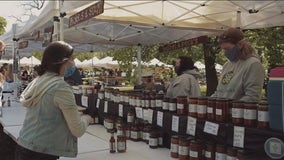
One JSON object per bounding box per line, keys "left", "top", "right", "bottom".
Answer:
{"left": 174, "top": 65, "right": 182, "bottom": 76}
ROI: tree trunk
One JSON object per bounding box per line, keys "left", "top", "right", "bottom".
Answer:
{"left": 203, "top": 39, "right": 219, "bottom": 96}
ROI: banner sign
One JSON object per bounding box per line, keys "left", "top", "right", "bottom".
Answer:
{"left": 159, "top": 36, "right": 207, "bottom": 52}
{"left": 69, "top": 0, "right": 104, "bottom": 27}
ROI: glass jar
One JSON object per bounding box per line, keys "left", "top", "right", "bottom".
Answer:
{"left": 257, "top": 101, "right": 269, "bottom": 129}
{"left": 215, "top": 98, "right": 229, "bottom": 123}
{"left": 204, "top": 141, "right": 215, "bottom": 160}
{"left": 142, "top": 125, "right": 151, "bottom": 143}
{"left": 104, "top": 117, "right": 115, "bottom": 132}
{"left": 136, "top": 94, "right": 142, "bottom": 108}
{"left": 117, "top": 125, "right": 127, "bottom": 137}
{"left": 215, "top": 144, "right": 226, "bottom": 160}
{"left": 155, "top": 93, "right": 164, "bottom": 111}
{"left": 189, "top": 140, "right": 202, "bottom": 160}
{"left": 149, "top": 131, "right": 159, "bottom": 149}
{"left": 177, "top": 96, "right": 188, "bottom": 115}
{"left": 231, "top": 100, "right": 244, "bottom": 126}
{"left": 162, "top": 97, "right": 170, "bottom": 111}
{"left": 170, "top": 135, "right": 179, "bottom": 158}
{"left": 188, "top": 97, "right": 198, "bottom": 117}
{"left": 117, "top": 135, "right": 127, "bottom": 153}
{"left": 144, "top": 91, "right": 150, "bottom": 109}
{"left": 236, "top": 149, "right": 246, "bottom": 160}
{"left": 243, "top": 101, "right": 257, "bottom": 127}
{"left": 86, "top": 86, "right": 94, "bottom": 95}
{"left": 158, "top": 131, "right": 163, "bottom": 147}
{"left": 169, "top": 98, "right": 177, "bottom": 113}
{"left": 207, "top": 98, "right": 216, "bottom": 121}
{"left": 127, "top": 109, "right": 135, "bottom": 124}
{"left": 150, "top": 92, "right": 156, "bottom": 109}
{"left": 197, "top": 97, "right": 208, "bottom": 119}
{"left": 178, "top": 136, "right": 190, "bottom": 160}
{"left": 98, "top": 90, "right": 105, "bottom": 99}
{"left": 130, "top": 124, "right": 139, "bottom": 142}
{"left": 226, "top": 147, "right": 237, "bottom": 160}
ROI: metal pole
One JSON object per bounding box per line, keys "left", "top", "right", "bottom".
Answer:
{"left": 59, "top": 0, "right": 65, "bottom": 41}
{"left": 137, "top": 44, "right": 142, "bottom": 85}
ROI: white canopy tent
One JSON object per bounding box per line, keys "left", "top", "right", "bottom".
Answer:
{"left": 19, "top": 56, "right": 41, "bottom": 66}
{"left": 4, "top": 0, "right": 284, "bottom": 83}
{"left": 194, "top": 61, "right": 205, "bottom": 70}
{"left": 147, "top": 58, "right": 171, "bottom": 67}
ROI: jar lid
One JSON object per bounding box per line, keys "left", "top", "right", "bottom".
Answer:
{"left": 232, "top": 100, "right": 244, "bottom": 104}
{"left": 169, "top": 98, "right": 177, "bottom": 102}
{"left": 188, "top": 97, "right": 198, "bottom": 100}
{"left": 227, "top": 147, "right": 238, "bottom": 154}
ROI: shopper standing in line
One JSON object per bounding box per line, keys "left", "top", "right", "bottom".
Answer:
{"left": 166, "top": 56, "right": 201, "bottom": 98}
{"left": 15, "top": 41, "right": 94, "bottom": 160}
{"left": 211, "top": 28, "right": 265, "bottom": 101}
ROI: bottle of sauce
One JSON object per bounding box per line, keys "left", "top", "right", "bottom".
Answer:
{"left": 109, "top": 132, "right": 116, "bottom": 153}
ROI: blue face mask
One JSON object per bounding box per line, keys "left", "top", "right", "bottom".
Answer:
{"left": 64, "top": 64, "right": 76, "bottom": 77}
{"left": 225, "top": 46, "right": 241, "bottom": 62}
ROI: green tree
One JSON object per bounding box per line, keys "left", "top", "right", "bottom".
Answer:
{"left": 0, "top": 16, "right": 7, "bottom": 35}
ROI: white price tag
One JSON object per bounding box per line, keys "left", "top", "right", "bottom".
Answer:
{"left": 104, "top": 101, "right": 108, "bottom": 113}
{"left": 81, "top": 95, "right": 88, "bottom": 107}
{"left": 118, "top": 104, "right": 123, "bottom": 117}
{"left": 96, "top": 99, "right": 100, "bottom": 108}
{"left": 172, "top": 115, "right": 179, "bottom": 132}
{"left": 186, "top": 116, "right": 197, "bottom": 136}
{"left": 135, "top": 107, "right": 143, "bottom": 119}
{"left": 233, "top": 126, "right": 245, "bottom": 148}
{"left": 148, "top": 109, "right": 154, "bottom": 124}
{"left": 157, "top": 111, "right": 163, "bottom": 127}
{"left": 203, "top": 121, "right": 219, "bottom": 136}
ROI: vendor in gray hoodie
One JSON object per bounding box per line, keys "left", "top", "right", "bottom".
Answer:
{"left": 166, "top": 56, "right": 201, "bottom": 98}
{"left": 211, "top": 28, "right": 265, "bottom": 102}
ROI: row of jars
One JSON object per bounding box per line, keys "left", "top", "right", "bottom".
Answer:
{"left": 104, "top": 117, "right": 164, "bottom": 149}
{"left": 171, "top": 135, "right": 247, "bottom": 160}
{"left": 72, "top": 84, "right": 102, "bottom": 95}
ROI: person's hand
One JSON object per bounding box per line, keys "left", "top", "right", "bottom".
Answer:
{"left": 81, "top": 114, "right": 94, "bottom": 125}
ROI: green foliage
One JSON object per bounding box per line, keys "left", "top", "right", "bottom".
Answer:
{"left": 245, "top": 27, "right": 284, "bottom": 70}
{"left": 0, "top": 16, "right": 7, "bottom": 35}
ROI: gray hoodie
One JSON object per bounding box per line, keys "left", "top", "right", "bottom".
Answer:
{"left": 211, "top": 56, "right": 265, "bottom": 101}
{"left": 166, "top": 69, "right": 201, "bottom": 98}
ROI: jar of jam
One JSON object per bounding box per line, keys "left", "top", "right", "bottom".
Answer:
{"left": 127, "top": 110, "right": 135, "bottom": 124}
{"left": 257, "top": 101, "right": 269, "bottom": 129}
{"left": 155, "top": 93, "right": 164, "bottom": 110}
{"left": 142, "top": 125, "right": 151, "bottom": 143}
{"left": 231, "top": 100, "right": 244, "bottom": 126}
{"left": 189, "top": 140, "right": 202, "bottom": 160}
{"left": 226, "top": 147, "right": 237, "bottom": 160}
{"left": 98, "top": 90, "right": 105, "bottom": 99}
{"left": 236, "top": 149, "right": 246, "bottom": 160}
{"left": 243, "top": 101, "right": 257, "bottom": 127}
{"left": 158, "top": 131, "right": 163, "bottom": 147}
{"left": 188, "top": 97, "right": 198, "bottom": 117}
{"left": 150, "top": 92, "right": 156, "bottom": 109}
{"left": 170, "top": 135, "right": 179, "bottom": 158}
{"left": 136, "top": 94, "right": 142, "bottom": 107}
{"left": 130, "top": 124, "right": 139, "bottom": 142}
{"left": 215, "top": 144, "right": 226, "bottom": 160}
{"left": 207, "top": 98, "right": 216, "bottom": 121}
{"left": 169, "top": 98, "right": 177, "bottom": 113}
{"left": 197, "top": 97, "right": 208, "bottom": 119}
{"left": 149, "top": 131, "right": 159, "bottom": 149}
{"left": 117, "top": 135, "right": 127, "bottom": 153}
{"left": 162, "top": 97, "right": 170, "bottom": 111}
{"left": 215, "top": 98, "right": 229, "bottom": 123}
{"left": 104, "top": 117, "right": 115, "bottom": 132}
{"left": 177, "top": 96, "right": 188, "bottom": 115}
{"left": 178, "top": 136, "right": 190, "bottom": 160}
{"left": 204, "top": 141, "right": 215, "bottom": 160}
{"left": 144, "top": 91, "right": 150, "bottom": 109}
{"left": 117, "top": 125, "right": 126, "bottom": 137}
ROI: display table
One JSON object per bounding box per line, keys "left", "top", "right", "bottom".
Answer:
{"left": 75, "top": 94, "right": 284, "bottom": 160}
{"left": 0, "top": 101, "right": 174, "bottom": 160}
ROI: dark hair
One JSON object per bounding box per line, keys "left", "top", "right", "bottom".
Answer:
{"left": 38, "top": 41, "right": 73, "bottom": 76}
{"left": 177, "top": 56, "right": 195, "bottom": 73}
